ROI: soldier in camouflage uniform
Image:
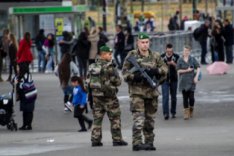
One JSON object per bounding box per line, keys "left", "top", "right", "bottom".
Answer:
{"left": 87, "top": 46, "right": 128, "bottom": 147}
{"left": 122, "top": 32, "right": 168, "bottom": 151}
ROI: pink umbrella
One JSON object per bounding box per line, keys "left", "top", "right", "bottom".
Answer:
{"left": 206, "top": 61, "right": 230, "bottom": 75}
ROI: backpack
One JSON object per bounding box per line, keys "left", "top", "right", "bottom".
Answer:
{"left": 168, "top": 17, "right": 174, "bottom": 30}
{"left": 193, "top": 27, "right": 201, "bottom": 41}
{"left": 19, "top": 74, "right": 37, "bottom": 103}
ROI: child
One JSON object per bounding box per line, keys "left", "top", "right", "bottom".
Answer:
{"left": 67, "top": 76, "right": 92, "bottom": 132}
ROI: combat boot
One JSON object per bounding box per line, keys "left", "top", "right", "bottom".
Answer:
{"left": 132, "top": 144, "right": 148, "bottom": 151}
{"left": 113, "top": 140, "right": 128, "bottom": 146}
{"left": 189, "top": 107, "right": 194, "bottom": 118}
{"left": 144, "top": 143, "right": 156, "bottom": 151}
{"left": 92, "top": 142, "right": 103, "bottom": 147}
{"left": 184, "top": 108, "right": 190, "bottom": 120}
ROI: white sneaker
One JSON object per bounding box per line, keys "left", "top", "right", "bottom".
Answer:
{"left": 64, "top": 107, "right": 69, "bottom": 112}
{"left": 65, "top": 102, "right": 74, "bottom": 112}
{"left": 45, "top": 70, "right": 53, "bottom": 74}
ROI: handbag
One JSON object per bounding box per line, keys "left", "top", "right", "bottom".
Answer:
{"left": 19, "top": 74, "right": 37, "bottom": 103}
{"left": 197, "top": 70, "right": 202, "bottom": 81}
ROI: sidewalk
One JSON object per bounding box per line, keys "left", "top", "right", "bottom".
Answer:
{"left": 0, "top": 63, "right": 234, "bottom": 156}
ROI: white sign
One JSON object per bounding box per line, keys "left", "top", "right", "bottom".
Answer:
{"left": 39, "top": 14, "right": 55, "bottom": 36}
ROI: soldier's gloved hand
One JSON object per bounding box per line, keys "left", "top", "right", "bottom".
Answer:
{"left": 133, "top": 74, "right": 144, "bottom": 82}
{"left": 145, "top": 68, "right": 159, "bottom": 78}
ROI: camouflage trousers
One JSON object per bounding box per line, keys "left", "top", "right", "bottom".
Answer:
{"left": 91, "top": 96, "right": 123, "bottom": 143}
{"left": 130, "top": 95, "right": 158, "bottom": 146}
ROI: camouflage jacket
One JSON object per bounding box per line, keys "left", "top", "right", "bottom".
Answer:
{"left": 87, "top": 59, "right": 121, "bottom": 97}
{"left": 122, "top": 49, "right": 168, "bottom": 98}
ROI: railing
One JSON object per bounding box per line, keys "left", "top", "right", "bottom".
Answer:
{"left": 149, "top": 31, "right": 201, "bottom": 58}
{"left": 2, "top": 31, "right": 202, "bottom": 73}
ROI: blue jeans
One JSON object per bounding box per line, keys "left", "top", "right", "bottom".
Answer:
{"left": 225, "top": 45, "right": 233, "bottom": 64}
{"left": 114, "top": 50, "right": 124, "bottom": 68}
{"left": 63, "top": 86, "right": 73, "bottom": 104}
{"left": 46, "top": 54, "right": 54, "bottom": 71}
{"left": 200, "top": 41, "right": 207, "bottom": 64}
{"left": 38, "top": 50, "right": 46, "bottom": 72}
{"left": 161, "top": 81, "right": 177, "bottom": 116}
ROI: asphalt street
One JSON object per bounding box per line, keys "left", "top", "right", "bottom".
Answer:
{"left": 0, "top": 65, "right": 234, "bottom": 156}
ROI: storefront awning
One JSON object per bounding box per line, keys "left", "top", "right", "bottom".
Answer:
{"left": 9, "top": 5, "right": 88, "bottom": 15}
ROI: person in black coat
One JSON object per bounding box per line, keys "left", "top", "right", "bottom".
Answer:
{"left": 75, "top": 32, "right": 91, "bottom": 78}
{"left": 114, "top": 25, "right": 125, "bottom": 69}
{"left": 7, "top": 34, "right": 18, "bottom": 81}
{"left": 124, "top": 28, "right": 134, "bottom": 59}
{"left": 211, "top": 20, "right": 225, "bottom": 62}
{"left": 223, "top": 19, "right": 234, "bottom": 64}
{"left": 59, "top": 31, "right": 73, "bottom": 59}
{"left": 168, "top": 11, "right": 180, "bottom": 31}
{"left": 16, "top": 73, "right": 35, "bottom": 131}
{"left": 161, "top": 43, "right": 180, "bottom": 120}
{"left": 198, "top": 20, "right": 210, "bottom": 64}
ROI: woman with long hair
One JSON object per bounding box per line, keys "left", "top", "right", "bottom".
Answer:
{"left": 177, "top": 45, "right": 201, "bottom": 120}
{"left": 58, "top": 53, "right": 79, "bottom": 111}
{"left": 7, "top": 33, "right": 18, "bottom": 81}
{"left": 16, "top": 32, "right": 35, "bottom": 130}
{"left": 17, "top": 32, "right": 33, "bottom": 79}
{"left": 210, "top": 20, "right": 225, "bottom": 62}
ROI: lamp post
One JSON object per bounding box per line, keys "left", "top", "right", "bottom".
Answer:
{"left": 179, "top": 0, "right": 182, "bottom": 23}
{"left": 192, "top": 0, "right": 197, "bottom": 19}
{"left": 141, "top": 0, "right": 144, "bottom": 12}
{"left": 102, "top": 0, "right": 107, "bottom": 31}
{"left": 130, "top": 0, "right": 133, "bottom": 14}
{"left": 205, "top": 0, "right": 208, "bottom": 14}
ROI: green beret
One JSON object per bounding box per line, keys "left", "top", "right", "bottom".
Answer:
{"left": 138, "top": 32, "right": 150, "bottom": 39}
{"left": 100, "top": 46, "right": 113, "bottom": 53}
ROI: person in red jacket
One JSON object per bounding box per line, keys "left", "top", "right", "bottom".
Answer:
{"left": 17, "top": 32, "right": 33, "bottom": 79}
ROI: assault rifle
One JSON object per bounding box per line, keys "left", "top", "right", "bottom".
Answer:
{"left": 127, "top": 56, "right": 157, "bottom": 88}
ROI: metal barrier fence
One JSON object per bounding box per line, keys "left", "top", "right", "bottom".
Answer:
{"left": 109, "top": 31, "right": 202, "bottom": 58}
{"left": 2, "top": 31, "right": 202, "bottom": 73}
{"left": 149, "top": 31, "right": 201, "bottom": 58}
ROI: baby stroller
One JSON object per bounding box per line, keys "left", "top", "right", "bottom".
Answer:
{"left": 0, "top": 84, "right": 17, "bottom": 131}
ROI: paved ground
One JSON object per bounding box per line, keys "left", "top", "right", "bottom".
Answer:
{"left": 0, "top": 64, "right": 234, "bottom": 156}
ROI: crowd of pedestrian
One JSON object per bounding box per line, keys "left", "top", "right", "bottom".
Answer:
{"left": 0, "top": 29, "right": 35, "bottom": 130}
{"left": 166, "top": 9, "right": 234, "bottom": 65}
{"left": 194, "top": 18, "right": 233, "bottom": 64}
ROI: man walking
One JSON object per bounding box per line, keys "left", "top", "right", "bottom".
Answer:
{"left": 198, "top": 20, "right": 210, "bottom": 64}
{"left": 88, "top": 46, "right": 128, "bottom": 147}
{"left": 223, "top": 19, "right": 233, "bottom": 64}
{"left": 161, "top": 43, "right": 180, "bottom": 120}
{"left": 122, "top": 32, "right": 168, "bottom": 151}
